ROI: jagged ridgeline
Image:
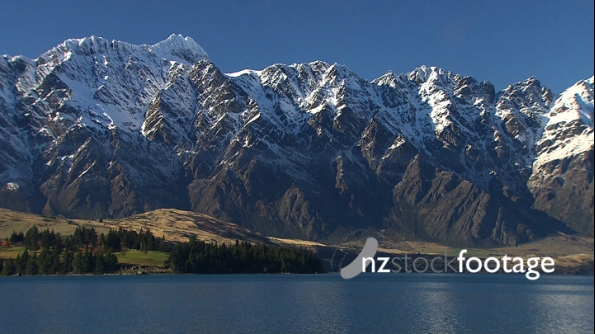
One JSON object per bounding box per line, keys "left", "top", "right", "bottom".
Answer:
{"left": 0, "top": 35, "right": 593, "bottom": 247}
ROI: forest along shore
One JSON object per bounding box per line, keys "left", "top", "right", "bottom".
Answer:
{"left": 0, "top": 226, "right": 325, "bottom": 276}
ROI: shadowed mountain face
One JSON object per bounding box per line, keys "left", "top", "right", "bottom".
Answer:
{"left": 0, "top": 35, "right": 593, "bottom": 246}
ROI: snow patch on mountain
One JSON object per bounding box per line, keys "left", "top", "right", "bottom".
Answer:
{"left": 534, "top": 77, "right": 594, "bottom": 167}
{"left": 549, "top": 76, "right": 594, "bottom": 128}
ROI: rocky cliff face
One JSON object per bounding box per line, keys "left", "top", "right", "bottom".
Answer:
{"left": 527, "top": 77, "right": 594, "bottom": 235}
{"left": 0, "top": 35, "right": 592, "bottom": 246}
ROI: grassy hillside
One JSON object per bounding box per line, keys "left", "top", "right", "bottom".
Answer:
{"left": 1, "top": 208, "right": 592, "bottom": 273}
{"left": 0, "top": 208, "right": 269, "bottom": 245}
{"left": 0, "top": 208, "right": 110, "bottom": 238}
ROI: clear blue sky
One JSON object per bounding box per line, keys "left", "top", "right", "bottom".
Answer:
{"left": 1, "top": 0, "right": 593, "bottom": 93}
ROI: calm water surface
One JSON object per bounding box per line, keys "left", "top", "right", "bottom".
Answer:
{"left": 0, "top": 273, "right": 592, "bottom": 333}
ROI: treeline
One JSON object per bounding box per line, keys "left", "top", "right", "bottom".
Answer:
{"left": 2, "top": 225, "right": 327, "bottom": 276}
{"left": 1, "top": 226, "right": 165, "bottom": 276}
{"left": 168, "top": 238, "right": 325, "bottom": 274}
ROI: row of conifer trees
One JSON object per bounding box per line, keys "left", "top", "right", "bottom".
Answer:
{"left": 167, "top": 237, "right": 325, "bottom": 274}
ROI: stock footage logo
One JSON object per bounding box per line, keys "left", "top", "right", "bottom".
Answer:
{"left": 340, "top": 237, "right": 556, "bottom": 280}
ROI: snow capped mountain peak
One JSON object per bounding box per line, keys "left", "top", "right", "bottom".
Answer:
{"left": 407, "top": 65, "right": 451, "bottom": 85}
{"left": 500, "top": 76, "right": 551, "bottom": 101}
{"left": 325, "top": 62, "right": 352, "bottom": 75}
{"left": 52, "top": 35, "right": 138, "bottom": 59}
{"left": 226, "top": 68, "right": 263, "bottom": 78}
{"left": 42, "top": 34, "right": 208, "bottom": 65}
{"left": 550, "top": 76, "right": 594, "bottom": 128}
{"left": 0, "top": 35, "right": 210, "bottom": 142}
{"left": 523, "top": 76, "right": 540, "bottom": 86}
{"left": 149, "top": 34, "right": 208, "bottom": 63}
{"left": 63, "top": 35, "right": 109, "bottom": 50}
{"left": 497, "top": 76, "right": 553, "bottom": 115}
{"left": 372, "top": 71, "right": 400, "bottom": 88}
{"left": 533, "top": 76, "right": 594, "bottom": 169}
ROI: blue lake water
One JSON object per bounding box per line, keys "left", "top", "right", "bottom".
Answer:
{"left": 0, "top": 273, "right": 593, "bottom": 333}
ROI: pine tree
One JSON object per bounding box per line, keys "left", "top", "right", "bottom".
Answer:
{"left": 50, "top": 254, "right": 61, "bottom": 274}
{"left": 1, "top": 259, "right": 16, "bottom": 276}
{"left": 18, "top": 250, "right": 28, "bottom": 271}
{"left": 9, "top": 231, "right": 18, "bottom": 243}
{"left": 24, "top": 226, "right": 39, "bottom": 250}
{"left": 62, "top": 251, "right": 73, "bottom": 273}
{"left": 25, "top": 256, "right": 38, "bottom": 276}
{"left": 72, "top": 252, "right": 82, "bottom": 274}
{"left": 95, "top": 253, "right": 105, "bottom": 274}
{"left": 107, "top": 253, "right": 119, "bottom": 272}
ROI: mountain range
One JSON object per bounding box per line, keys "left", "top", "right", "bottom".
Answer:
{"left": 0, "top": 34, "right": 592, "bottom": 247}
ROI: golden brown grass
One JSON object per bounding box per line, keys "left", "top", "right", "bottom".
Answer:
{"left": 1, "top": 208, "right": 592, "bottom": 267}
